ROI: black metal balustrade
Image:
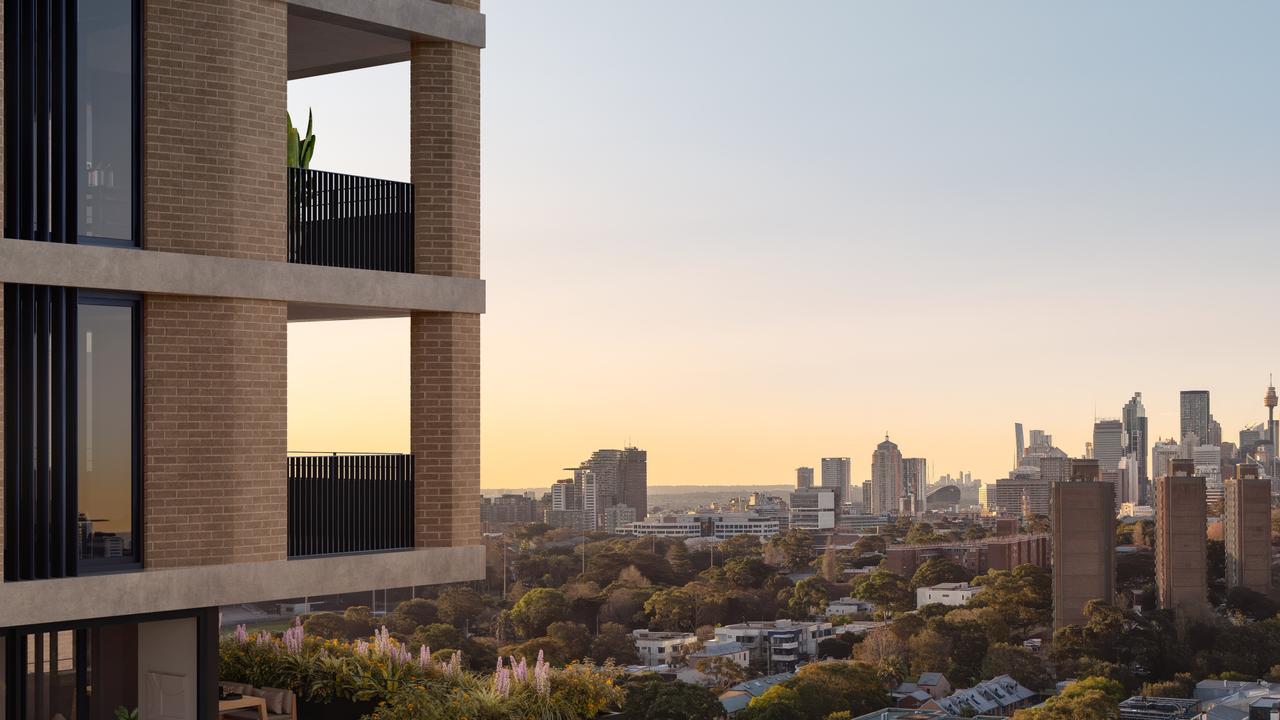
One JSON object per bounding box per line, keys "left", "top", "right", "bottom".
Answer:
{"left": 287, "top": 167, "right": 415, "bottom": 273}
{"left": 287, "top": 453, "right": 415, "bottom": 558}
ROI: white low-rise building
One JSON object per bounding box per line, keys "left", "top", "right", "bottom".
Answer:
{"left": 825, "top": 596, "right": 876, "bottom": 617}
{"left": 713, "top": 619, "right": 833, "bottom": 672}
{"left": 688, "top": 640, "right": 750, "bottom": 667}
{"left": 916, "top": 581, "right": 981, "bottom": 608}
{"left": 631, "top": 630, "right": 699, "bottom": 667}
{"left": 622, "top": 512, "right": 780, "bottom": 539}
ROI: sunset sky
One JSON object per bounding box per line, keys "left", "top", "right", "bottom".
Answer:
{"left": 288, "top": 1, "right": 1280, "bottom": 489}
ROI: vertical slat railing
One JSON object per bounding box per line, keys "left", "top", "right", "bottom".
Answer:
{"left": 286, "top": 453, "right": 415, "bottom": 558}
{"left": 286, "top": 167, "right": 414, "bottom": 273}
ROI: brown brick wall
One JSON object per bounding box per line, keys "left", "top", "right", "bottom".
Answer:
{"left": 143, "top": 296, "right": 288, "bottom": 567}
{"left": 410, "top": 32, "right": 482, "bottom": 549}
{"left": 410, "top": 312, "right": 481, "bottom": 547}
{"left": 0, "top": 285, "right": 4, "bottom": 580}
{"left": 144, "top": 0, "right": 286, "bottom": 261}
{"left": 411, "top": 40, "right": 481, "bottom": 279}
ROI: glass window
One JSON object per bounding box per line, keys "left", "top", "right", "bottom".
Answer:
{"left": 77, "top": 300, "right": 138, "bottom": 568}
{"left": 77, "top": 0, "right": 135, "bottom": 245}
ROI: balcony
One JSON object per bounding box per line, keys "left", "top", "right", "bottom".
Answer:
{"left": 287, "top": 167, "right": 414, "bottom": 273}
{"left": 286, "top": 453, "right": 415, "bottom": 558}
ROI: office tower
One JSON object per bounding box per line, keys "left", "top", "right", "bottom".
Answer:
{"left": 1225, "top": 464, "right": 1272, "bottom": 594}
{"left": 902, "top": 458, "right": 929, "bottom": 516}
{"left": 620, "top": 447, "right": 649, "bottom": 521}
{"left": 0, "top": 0, "right": 487, "bottom": 707}
{"left": 1181, "top": 390, "right": 1211, "bottom": 444}
{"left": 1122, "top": 393, "right": 1148, "bottom": 492}
{"left": 870, "top": 436, "right": 904, "bottom": 514}
{"left": 796, "top": 466, "right": 814, "bottom": 489}
{"left": 994, "top": 473, "right": 1050, "bottom": 517}
{"left": 1015, "top": 423, "right": 1025, "bottom": 467}
{"left": 1151, "top": 439, "right": 1179, "bottom": 480}
{"left": 1029, "top": 429, "right": 1052, "bottom": 449}
{"left": 1207, "top": 416, "right": 1223, "bottom": 446}
{"left": 1093, "top": 419, "right": 1124, "bottom": 501}
{"left": 861, "top": 481, "right": 872, "bottom": 508}
{"left": 821, "top": 457, "right": 852, "bottom": 504}
{"left": 1039, "top": 456, "right": 1070, "bottom": 485}
{"left": 1240, "top": 424, "right": 1265, "bottom": 459}
{"left": 1118, "top": 456, "right": 1140, "bottom": 507}
{"left": 1154, "top": 460, "right": 1209, "bottom": 620}
{"left": 1052, "top": 459, "right": 1115, "bottom": 629}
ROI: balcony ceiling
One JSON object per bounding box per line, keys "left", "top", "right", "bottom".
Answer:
{"left": 289, "top": 9, "right": 409, "bottom": 79}
{"left": 288, "top": 1, "right": 485, "bottom": 79}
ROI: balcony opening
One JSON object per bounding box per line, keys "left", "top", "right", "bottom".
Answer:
{"left": 287, "top": 318, "right": 411, "bottom": 558}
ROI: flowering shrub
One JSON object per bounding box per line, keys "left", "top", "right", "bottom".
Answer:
{"left": 219, "top": 623, "right": 624, "bottom": 719}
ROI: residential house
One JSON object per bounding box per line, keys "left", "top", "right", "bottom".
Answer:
{"left": 718, "top": 673, "right": 794, "bottom": 716}
{"left": 713, "top": 619, "right": 834, "bottom": 673}
{"left": 631, "top": 630, "right": 699, "bottom": 667}
{"left": 925, "top": 675, "right": 1037, "bottom": 717}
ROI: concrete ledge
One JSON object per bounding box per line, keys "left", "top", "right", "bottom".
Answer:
{"left": 289, "top": 0, "right": 485, "bottom": 48}
{"left": 0, "top": 238, "right": 485, "bottom": 317}
{"left": 0, "top": 545, "right": 485, "bottom": 628}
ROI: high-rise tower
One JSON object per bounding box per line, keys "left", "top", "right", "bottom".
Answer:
{"left": 821, "top": 457, "right": 852, "bottom": 505}
{"left": 1093, "top": 420, "right": 1124, "bottom": 502}
{"left": 796, "top": 466, "right": 814, "bottom": 489}
{"left": 1225, "top": 464, "right": 1271, "bottom": 594}
{"left": 1052, "top": 459, "right": 1115, "bottom": 629}
{"left": 1265, "top": 379, "right": 1278, "bottom": 484}
{"left": 1180, "top": 390, "right": 1211, "bottom": 445}
{"left": 1154, "top": 459, "right": 1209, "bottom": 620}
{"left": 1122, "top": 393, "right": 1149, "bottom": 500}
{"left": 1015, "top": 422, "right": 1025, "bottom": 467}
{"left": 870, "top": 436, "right": 904, "bottom": 514}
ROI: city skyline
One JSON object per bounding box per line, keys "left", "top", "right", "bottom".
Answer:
{"left": 285, "top": 1, "right": 1280, "bottom": 489}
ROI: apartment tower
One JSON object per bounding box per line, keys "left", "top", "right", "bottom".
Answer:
{"left": 1154, "top": 460, "right": 1209, "bottom": 620}
{"left": 1224, "top": 464, "right": 1272, "bottom": 594}
{"left": 1180, "top": 390, "right": 1211, "bottom": 445}
{"left": 0, "top": 2, "right": 487, "bottom": 717}
{"left": 1052, "top": 459, "right": 1115, "bottom": 629}
{"left": 870, "top": 436, "right": 903, "bottom": 514}
{"left": 821, "top": 457, "right": 852, "bottom": 505}
{"left": 796, "top": 466, "right": 814, "bottom": 489}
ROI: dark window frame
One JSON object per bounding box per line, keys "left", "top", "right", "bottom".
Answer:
{"left": 75, "top": 290, "right": 143, "bottom": 573}
{"left": 75, "top": 0, "right": 142, "bottom": 249}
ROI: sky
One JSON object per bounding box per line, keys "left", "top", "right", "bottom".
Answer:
{"left": 287, "top": 1, "right": 1280, "bottom": 489}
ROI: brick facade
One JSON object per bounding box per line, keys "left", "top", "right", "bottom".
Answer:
{"left": 143, "top": 296, "right": 288, "bottom": 567}
{"left": 143, "top": 0, "right": 287, "bottom": 261}
{"left": 411, "top": 40, "right": 481, "bottom": 279}
{"left": 410, "top": 312, "right": 481, "bottom": 547}
{"left": 410, "top": 33, "right": 482, "bottom": 548}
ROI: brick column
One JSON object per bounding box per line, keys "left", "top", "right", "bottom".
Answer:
{"left": 410, "top": 31, "right": 482, "bottom": 548}
{"left": 142, "top": 0, "right": 289, "bottom": 566}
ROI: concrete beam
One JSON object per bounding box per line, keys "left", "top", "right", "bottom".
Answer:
{"left": 0, "top": 546, "right": 485, "bottom": 628}
{"left": 0, "top": 238, "right": 486, "bottom": 317}
{"left": 288, "top": 0, "right": 485, "bottom": 48}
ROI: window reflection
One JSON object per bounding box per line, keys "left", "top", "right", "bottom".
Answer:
{"left": 77, "top": 302, "right": 136, "bottom": 566}
{"left": 77, "top": 0, "right": 134, "bottom": 245}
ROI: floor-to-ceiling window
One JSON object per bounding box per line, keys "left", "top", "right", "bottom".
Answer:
{"left": 77, "top": 296, "right": 140, "bottom": 569}
{"left": 77, "top": 0, "right": 136, "bottom": 246}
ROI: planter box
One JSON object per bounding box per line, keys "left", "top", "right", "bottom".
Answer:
{"left": 299, "top": 699, "right": 378, "bottom": 720}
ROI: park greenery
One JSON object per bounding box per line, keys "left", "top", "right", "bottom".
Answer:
{"left": 244, "top": 513, "right": 1280, "bottom": 719}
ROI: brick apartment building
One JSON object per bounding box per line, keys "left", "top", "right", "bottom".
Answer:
{"left": 885, "top": 533, "right": 1050, "bottom": 578}
{"left": 0, "top": 2, "right": 485, "bottom": 719}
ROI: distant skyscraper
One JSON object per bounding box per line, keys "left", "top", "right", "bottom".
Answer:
{"left": 1052, "top": 459, "right": 1115, "bottom": 629}
{"left": 870, "top": 436, "right": 904, "bottom": 514}
{"left": 619, "top": 447, "right": 648, "bottom": 521}
{"left": 820, "top": 457, "right": 851, "bottom": 504}
{"left": 1028, "top": 429, "right": 1051, "bottom": 449}
{"left": 1266, "top": 380, "right": 1279, "bottom": 486}
{"left": 1154, "top": 459, "right": 1209, "bottom": 621}
{"left": 1014, "top": 423, "right": 1025, "bottom": 467}
{"left": 902, "top": 458, "right": 928, "bottom": 517}
{"left": 1180, "top": 390, "right": 1211, "bottom": 445}
{"left": 1122, "top": 393, "right": 1148, "bottom": 493}
{"left": 796, "top": 466, "right": 814, "bottom": 489}
{"left": 1151, "top": 439, "right": 1179, "bottom": 481}
{"left": 1225, "top": 464, "right": 1271, "bottom": 594}
{"left": 1092, "top": 419, "right": 1124, "bottom": 502}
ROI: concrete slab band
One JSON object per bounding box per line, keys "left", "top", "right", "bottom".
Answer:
{"left": 288, "top": 0, "right": 486, "bottom": 48}
{"left": 0, "top": 238, "right": 486, "bottom": 316}
{"left": 0, "top": 545, "right": 485, "bottom": 628}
